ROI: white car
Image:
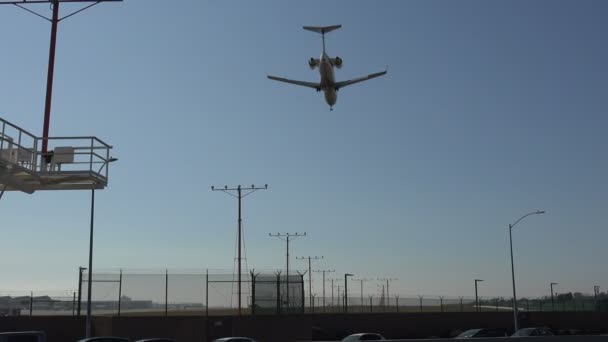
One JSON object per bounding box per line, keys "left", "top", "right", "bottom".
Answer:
{"left": 342, "top": 333, "right": 385, "bottom": 341}
{"left": 212, "top": 338, "right": 257, "bottom": 342}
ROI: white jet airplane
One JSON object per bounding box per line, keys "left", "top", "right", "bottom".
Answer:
{"left": 267, "top": 25, "right": 387, "bottom": 111}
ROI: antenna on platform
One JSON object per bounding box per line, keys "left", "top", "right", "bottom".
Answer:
{"left": 0, "top": 0, "right": 123, "bottom": 162}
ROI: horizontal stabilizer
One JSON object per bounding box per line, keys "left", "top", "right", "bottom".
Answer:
{"left": 303, "top": 25, "right": 342, "bottom": 34}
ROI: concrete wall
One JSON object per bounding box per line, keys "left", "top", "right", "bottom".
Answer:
{"left": 0, "top": 316, "right": 84, "bottom": 341}
{"left": 0, "top": 312, "right": 607, "bottom": 342}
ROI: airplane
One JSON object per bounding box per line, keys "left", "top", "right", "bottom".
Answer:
{"left": 267, "top": 25, "right": 387, "bottom": 111}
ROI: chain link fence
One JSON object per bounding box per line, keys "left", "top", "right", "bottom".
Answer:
{"left": 0, "top": 290, "right": 77, "bottom": 316}
{"left": 302, "top": 295, "right": 608, "bottom": 314}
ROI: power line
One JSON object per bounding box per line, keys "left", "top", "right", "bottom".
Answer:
{"left": 296, "top": 256, "right": 323, "bottom": 308}
{"left": 212, "top": 184, "right": 268, "bottom": 315}
{"left": 268, "top": 232, "right": 306, "bottom": 311}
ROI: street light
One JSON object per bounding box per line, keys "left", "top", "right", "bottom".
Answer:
{"left": 509, "top": 210, "right": 545, "bottom": 332}
{"left": 550, "top": 283, "right": 558, "bottom": 311}
{"left": 344, "top": 273, "right": 354, "bottom": 313}
{"left": 86, "top": 156, "right": 117, "bottom": 338}
{"left": 475, "top": 279, "right": 484, "bottom": 312}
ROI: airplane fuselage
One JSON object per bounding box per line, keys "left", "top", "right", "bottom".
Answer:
{"left": 319, "top": 52, "right": 337, "bottom": 107}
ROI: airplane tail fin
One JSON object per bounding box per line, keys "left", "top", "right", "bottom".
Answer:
{"left": 302, "top": 25, "right": 342, "bottom": 34}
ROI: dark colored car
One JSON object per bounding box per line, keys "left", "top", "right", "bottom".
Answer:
{"left": 511, "top": 328, "right": 553, "bottom": 337}
{"left": 77, "top": 338, "right": 130, "bottom": 342}
{"left": 342, "top": 333, "right": 385, "bottom": 341}
{"left": 0, "top": 331, "right": 46, "bottom": 342}
{"left": 455, "top": 328, "right": 508, "bottom": 338}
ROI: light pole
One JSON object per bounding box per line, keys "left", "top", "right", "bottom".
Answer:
{"left": 509, "top": 210, "right": 545, "bottom": 332}
{"left": 353, "top": 278, "right": 372, "bottom": 312}
{"left": 474, "top": 279, "right": 484, "bottom": 312}
{"left": 550, "top": 283, "right": 558, "bottom": 311}
{"left": 77, "top": 267, "right": 86, "bottom": 316}
{"left": 344, "top": 273, "right": 354, "bottom": 313}
{"left": 86, "top": 157, "right": 117, "bottom": 338}
{"left": 313, "top": 269, "right": 335, "bottom": 310}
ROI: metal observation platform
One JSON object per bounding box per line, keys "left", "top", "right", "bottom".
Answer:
{"left": 0, "top": 117, "right": 113, "bottom": 194}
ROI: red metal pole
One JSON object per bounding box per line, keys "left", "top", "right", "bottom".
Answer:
{"left": 42, "top": 0, "right": 60, "bottom": 157}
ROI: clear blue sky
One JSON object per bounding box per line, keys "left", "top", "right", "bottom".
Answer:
{"left": 1, "top": 0, "right": 607, "bottom": 300}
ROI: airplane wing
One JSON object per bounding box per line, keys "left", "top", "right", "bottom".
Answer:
{"left": 267, "top": 75, "right": 320, "bottom": 89}
{"left": 334, "top": 70, "right": 387, "bottom": 89}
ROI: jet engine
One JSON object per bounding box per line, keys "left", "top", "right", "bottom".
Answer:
{"left": 309, "top": 58, "right": 318, "bottom": 69}
{"left": 333, "top": 56, "right": 343, "bottom": 68}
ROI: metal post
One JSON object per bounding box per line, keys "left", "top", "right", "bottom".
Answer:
{"left": 214, "top": 185, "right": 268, "bottom": 315}
{"left": 85, "top": 189, "right": 95, "bottom": 338}
{"left": 117, "top": 270, "right": 122, "bottom": 316}
{"left": 205, "top": 269, "right": 209, "bottom": 316}
{"left": 41, "top": 0, "right": 60, "bottom": 158}
{"left": 344, "top": 274, "right": 353, "bottom": 313}
{"left": 322, "top": 271, "right": 326, "bottom": 310}
{"left": 396, "top": 296, "right": 399, "bottom": 313}
{"left": 550, "top": 283, "right": 557, "bottom": 311}
{"left": 77, "top": 267, "right": 85, "bottom": 316}
{"left": 29, "top": 291, "right": 33, "bottom": 317}
{"left": 419, "top": 295, "right": 423, "bottom": 312}
{"left": 509, "top": 224, "right": 518, "bottom": 330}
{"left": 508, "top": 211, "right": 545, "bottom": 332}
{"left": 165, "top": 269, "right": 168, "bottom": 317}
{"left": 72, "top": 292, "right": 76, "bottom": 316}
{"left": 440, "top": 296, "right": 444, "bottom": 312}
{"left": 251, "top": 272, "right": 256, "bottom": 315}
{"left": 236, "top": 187, "right": 242, "bottom": 315}
{"left": 276, "top": 272, "right": 281, "bottom": 314}
{"left": 475, "top": 279, "right": 483, "bottom": 312}
{"left": 459, "top": 297, "right": 463, "bottom": 312}
{"left": 370, "top": 296, "right": 373, "bottom": 313}
{"left": 360, "top": 280, "right": 364, "bottom": 312}
{"left": 331, "top": 279, "right": 334, "bottom": 310}
{"left": 300, "top": 274, "right": 305, "bottom": 314}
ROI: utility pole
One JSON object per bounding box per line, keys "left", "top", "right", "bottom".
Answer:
{"left": 550, "top": 282, "right": 558, "bottom": 311}
{"left": 212, "top": 184, "right": 268, "bottom": 315}
{"left": 594, "top": 286, "right": 600, "bottom": 311}
{"left": 297, "top": 256, "right": 324, "bottom": 309}
{"left": 313, "top": 269, "right": 335, "bottom": 310}
{"left": 378, "top": 278, "right": 398, "bottom": 307}
{"left": 353, "top": 278, "right": 372, "bottom": 311}
{"left": 0, "top": 0, "right": 122, "bottom": 164}
{"left": 475, "top": 279, "right": 484, "bottom": 313}
{"left": 269, "top": 232, "right": 306, "bottom": 311}
{"left": 333, "top": 284, "right": 343, "bottom": 309}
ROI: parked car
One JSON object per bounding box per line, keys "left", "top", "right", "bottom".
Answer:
{"left": 455, "top": 328, "right": 508, "bottom": 338}
{"left": 212, "top": 338, "right": 257, "bottom": 342}
{"left": 342, "top": 333, "right": 386, "bottom": 341}
{"left": 77, "top": 338, "right": 130, "bottom": 342}
{"left": 511, "top": 328, "right": 553, "bottom": 337}
{"left": 0, "top": 331, "right": 46, "bottom": 342}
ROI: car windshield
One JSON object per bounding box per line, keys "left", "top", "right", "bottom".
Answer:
{"left": 456, "top": 329, "right": 481, "bottom": 338}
